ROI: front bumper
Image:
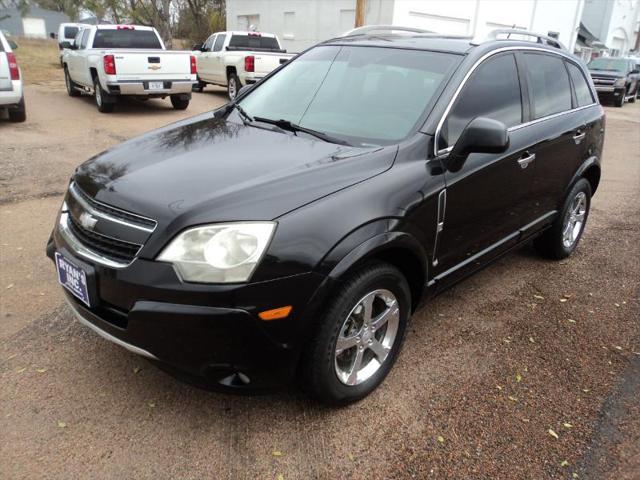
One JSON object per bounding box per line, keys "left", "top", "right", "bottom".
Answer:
{"left": 594, "top": 85, "right": 625, "bottom": 96}
{"left": 47, "top": 220, "right": 328, "bottom": 392}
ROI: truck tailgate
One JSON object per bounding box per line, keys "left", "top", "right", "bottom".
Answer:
{"left": 110, "top": 50, "right": 192, "bottom": 80}
{"left": 253, "top": 52, "right": 293, "bottom": 76}
{"left": 0, "top": 54, "right": 12, "bottom": 91}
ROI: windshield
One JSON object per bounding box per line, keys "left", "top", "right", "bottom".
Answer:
{"left": 238, "top": 45, "right": 459, "bottom": 146}
{"left": 93, "top": 29, "right": 162, "bottom": 49}
{"left": 588, "top": 58, "right": 628, "bottom": 73}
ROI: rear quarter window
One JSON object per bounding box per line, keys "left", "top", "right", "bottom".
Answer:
{"left": 566, "top": 62, "right": 594, "bottom": 107}
{"left": 524, "top": 53, "right": 572, "bottom": 119}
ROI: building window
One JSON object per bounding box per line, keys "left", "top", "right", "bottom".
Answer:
{"left": 237, "top": 14, "right": 260, "bottom": 31}
{"left": 283, "top": 11, "right": 295, "bottom": 39}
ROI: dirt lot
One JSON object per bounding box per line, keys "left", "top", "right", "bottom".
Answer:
{"left": 1, "top": 54, "right": 639, "bottom": 479}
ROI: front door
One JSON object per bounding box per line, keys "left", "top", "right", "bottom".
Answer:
{"left": 197, "top": 34, "right": 216, "bottom": 82}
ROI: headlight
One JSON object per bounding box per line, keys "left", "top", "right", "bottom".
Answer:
{"left": 158, "top": 222, "right": 276, "bottom": 283}
{"left": 614, "top": 78, "right": 626, "bottom": 87}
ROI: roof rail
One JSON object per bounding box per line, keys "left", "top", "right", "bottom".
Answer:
{"left": 483, "top": 29, "right": 567, "bottom": 50}
{"left": 342, "top": 25, "right": 433, "bottom": 37}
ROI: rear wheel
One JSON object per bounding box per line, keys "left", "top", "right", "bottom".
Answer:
{"left": 64, "top": 67, "right": 80, "bottom": 97}
{"left": 300, "top": 262, "right": 411, "bottom": 405}
{"left": 534, "top": 178, "right": 591, "bottom": 260}
{"left": 614, "top": 92, "right": 624, "bottom": 107}
{"left": 227, "top": 73, "right": 240, "bottom": 101}
{"left": 629, "top": 85, "right": 637, "bottom": 103}
{"left": 170, "top": 95, "right": 190, "bottom": 110}
{"left": 8, "top": 96, "right": 26, "bottom": 123}
{"left": 192, "top": 79, "right": 205, "bottom": 92}
{"left": 94, "top": 78, "right": 114, "bottom": 113}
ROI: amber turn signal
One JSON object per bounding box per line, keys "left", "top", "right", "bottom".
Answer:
{"left": 258, "top": 306, "right": 292, "bottom": 321}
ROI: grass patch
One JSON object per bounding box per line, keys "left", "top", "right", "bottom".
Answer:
{"left": 12, "top": 37, "right": 61, "bottom": 85}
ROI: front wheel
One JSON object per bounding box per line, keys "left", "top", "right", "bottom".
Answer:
{"left": 534, "top": 178, "right": 592, "bottom": 260}
{"left": 614, "top": 92, "right": 624, "bottom": 107}
{"left": 94, "top": 78, "right": 114, "bottom": 113}
{"left": 64, "top": 67, "right": 80, "bottom": 97}
{"left": 227, "top": 73, "right": 240, "bottom": 101}
{"left": 299, "top": 262, "right": 411, "bottom": 405}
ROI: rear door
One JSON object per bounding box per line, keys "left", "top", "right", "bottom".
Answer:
{"left": 433, "top": 52, "right": 539, "bottom": 280}
{"left": 520, "top": 52, "right": 586, "bottom": 216}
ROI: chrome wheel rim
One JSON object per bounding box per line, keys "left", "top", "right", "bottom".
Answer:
{"left": 334, "top": 289, "right": 400, "bottom": 386}
{"left": 562, "top": 191, "right": 587, "bottom": 248}
{"left": 228, "top": 78, "right": 237, "bottom": 99}
{"left": 95, "top": 85, "right": 102, "bottom": 106}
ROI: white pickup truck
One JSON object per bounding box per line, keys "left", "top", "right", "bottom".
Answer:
{"left": 0, "top": 31, "right": 25, "bottom": 122}
{"left": 193, "top": 31, "right": 294, "bottom": 100}
{"left": 62, "top": 25, "right": 197, "bottom": 113}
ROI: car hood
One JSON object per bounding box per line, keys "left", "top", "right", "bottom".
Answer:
{"left": 74, "top": 112, "right": 397, "bottom": 227}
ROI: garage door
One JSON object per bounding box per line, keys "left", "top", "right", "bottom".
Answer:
{"left": 22, "top": 17, "right": 47, "bottom": 38}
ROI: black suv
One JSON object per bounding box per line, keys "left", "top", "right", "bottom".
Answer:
{"left": 47, "top": 27, "right": 605, "bottom": 405}
{"left": 588, "top": 56, "right": 639, "bottom": 107}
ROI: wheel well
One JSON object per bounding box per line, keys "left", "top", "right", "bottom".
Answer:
{"left": 583, "top": 165, "right": 601, "bottom": 194}
{"left": 369, "top": 248, "right": 426, "bottom": 312}
{"left": 226, "top": 66, "right": 236, "bottom": 79}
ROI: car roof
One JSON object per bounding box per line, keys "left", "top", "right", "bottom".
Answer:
{"left": 322, "top": 32, "right": 570, "bottom": 57}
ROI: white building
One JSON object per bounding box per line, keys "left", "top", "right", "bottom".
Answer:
{"left": 226, "top": 0, "right": 587, "bottom": 53}
{"left": 581, "top": 0, "right": 640, "bottom": 56}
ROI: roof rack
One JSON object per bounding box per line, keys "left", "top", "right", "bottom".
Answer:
{"left": 482, "top": 29, "right": 567, "bottom": 50}
{"left": 342, "top": 25, "right": 433, "bottom": 37}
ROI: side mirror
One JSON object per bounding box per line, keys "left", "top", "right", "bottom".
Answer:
{"left": 69, "top": 41, "right": 78, "bottom": 50}
{"left": 192, "top": 43, "right": 203, "bottom": 51}
{"left": 630, "top": 69, "right": 640, "bottom": 75}
{"left": 8, "top": 40, "right": 18, "bottom": 50}
{"left": 446, "top": 117, "right": 509, "bottom": 172}
{"left": 60, "top": 41, "right": 72, "bottom": 49}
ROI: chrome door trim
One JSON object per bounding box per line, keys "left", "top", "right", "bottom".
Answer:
{"left": 517, "top": 153, "right": 536, "bottom": 169}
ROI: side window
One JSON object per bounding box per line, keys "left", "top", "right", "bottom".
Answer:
{"left": 204, "top": 35, "right": 215, "bottom": 51}
{"left": 73, "top": 30, "right": 83, "bottom": 48}
{"left": 80, "top": 30, "right": 90, "bottom": 49}
{"left": 524, "top": 53, "right": 572, "bottom": 119}
{"left": 566, "top": 62, "right": 594, "bottom": 107}
{"left": 440, "top": 53, "right": 522, "bottom": 150}
{"left": 213, "top": 34, "right": 226, "bottom": 52}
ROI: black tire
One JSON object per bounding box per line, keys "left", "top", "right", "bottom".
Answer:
{"left": 64, "top": 67, "right": 80, "bottom": 97}
{"left": 629, "top": 86, "right": 637, "bottom": 103}
{"left": 170, "top": 95, "right": 190, "bottom": 110}
{"left": 8, "top": 96, "right": 26, "bottom": 123}
{"left": 192, "top": 80, "right": 205, "bottom": 92}
{"left": 614, "top": 92, "right": 624, "bottom": 107}
{"left": 299, "top": 262, "right": 411, "bottom": 406}
{"left": 93, "top": 77, "right": 114, "bottom": 113}
{"left": 227, "top": 73, "right": 241, "bottom": 101}
{"left": 534, "top": 178, "right": 592, "bottom": 260}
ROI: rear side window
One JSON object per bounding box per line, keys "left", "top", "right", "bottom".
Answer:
{"left": 213, "top": 34, "right": 226, "bottom": 52}
{"left": 93, "top": 29, "right": 162, "bottom": 49}
{"left": 566, "top": 62, "right": 594, "bottom": 107}
{"left": 524, "top": 53, "right": 572, "bottom": 119}
{"left": 229, "top": 34, "right": 280, "bottom": 50}
{"left": 440, "top": 53, "right": 522, "bottom": 149}
{"left": 64, "top": 26, "right": 79, "bottom": 39}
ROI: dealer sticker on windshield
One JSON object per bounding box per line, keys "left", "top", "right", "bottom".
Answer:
{"left": 55, "top": 252, "right": 90, "bottom": 307}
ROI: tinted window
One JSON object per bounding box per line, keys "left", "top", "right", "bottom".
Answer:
{"left": 440, "top": 53, "right": 522, "bottom": 149}
{"left": 93, "top": 29, "right": 162, "bottom": 49}
{"left": 229, "top": 34, "right": 280, "bottom": 50}
{"left": 64, "top": 26, "right": 79, "bottom": 39}
{"left": 240, "top": 45, "right": 458, "bottom": 146}
{"left": 80, "top": 30, "right": 90, "bottom": 49}
{"left": 566, "top": 62, "right": 594, "bottom": 107}
{"left": 213, "top": 34, "right": 226, "bottom": 52}
{"left": 203, "top": 34, "right": 215, "bottom": 50}
{"left": 524, "top": 53, "right": 572, "bottom": 119}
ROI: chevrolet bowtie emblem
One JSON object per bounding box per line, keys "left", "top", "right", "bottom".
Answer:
{"left": 148, "top": 65, "right": 161, "bottom": 70}
{"left": 79, "top": 211, "right": 98, "bottom": 230}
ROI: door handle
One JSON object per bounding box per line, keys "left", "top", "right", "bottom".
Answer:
{"left": 573, "top": 132, "right": 586, "bottom": 144}
{"left": 517, "top": 152, "right": 536, "bottom": 169}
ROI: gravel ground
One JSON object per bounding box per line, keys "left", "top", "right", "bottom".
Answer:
{"left": 0, "top": 83, "right": 638, "bottom": 480}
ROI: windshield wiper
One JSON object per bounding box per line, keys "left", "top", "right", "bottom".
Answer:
{"left": 215, "top": 102, "right": 254, "bottom": 124}
{"left": 252, "top": 117, "right": 350, "bottom": 145}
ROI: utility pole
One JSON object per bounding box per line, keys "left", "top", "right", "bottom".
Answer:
{"left": 355, "top": 0, "right": 366, "bottom": 27}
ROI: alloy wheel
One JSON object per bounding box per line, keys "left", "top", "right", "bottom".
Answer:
{"left": 562, "top": 191, "right": 587, "bottom": 248}
{"left": 334, "top": 289, "right": 400, "bottom": 386}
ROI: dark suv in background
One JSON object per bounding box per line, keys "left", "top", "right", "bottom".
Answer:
{"left": 47, "top": 26, "right": 605, "bottom": 405}
{"left": 588, "top": 56, "right": 639, "bottom": 107}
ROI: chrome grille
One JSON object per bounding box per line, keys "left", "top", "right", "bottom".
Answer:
{"left": 591, "top": 76, "right": 616, "bottom": 85}
{"left": 58, "top": 182, "right": 157, "bottom": 268}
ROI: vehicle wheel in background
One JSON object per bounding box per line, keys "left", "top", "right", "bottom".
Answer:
{"left": 299, "top": 262, "right": 411, "bottom": 405}
{"left": 629, "top": 86, "right": 637, "bottom": 103}
{"left": 192, "top": 80, "right": 205, "bottom": 92}
{"left": 614, "top": 92, "right": 624, "bottom": 107}
{"left": 64, "top": 67, "right": 80, "bottom": 97}
{"left": 94, "top": 78, "right": 115, "bottom": 113}
{"left": 170, "top": 95, "right": 190, "bottom": 110}
{"left": 534, "top": 178, "right": 591, "bottom": 260}
{"left": 227, "top": 73, "right": 241, "bottom": 100}
{"left": 8, "top": 96, "right": 26, "bottom": 123}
